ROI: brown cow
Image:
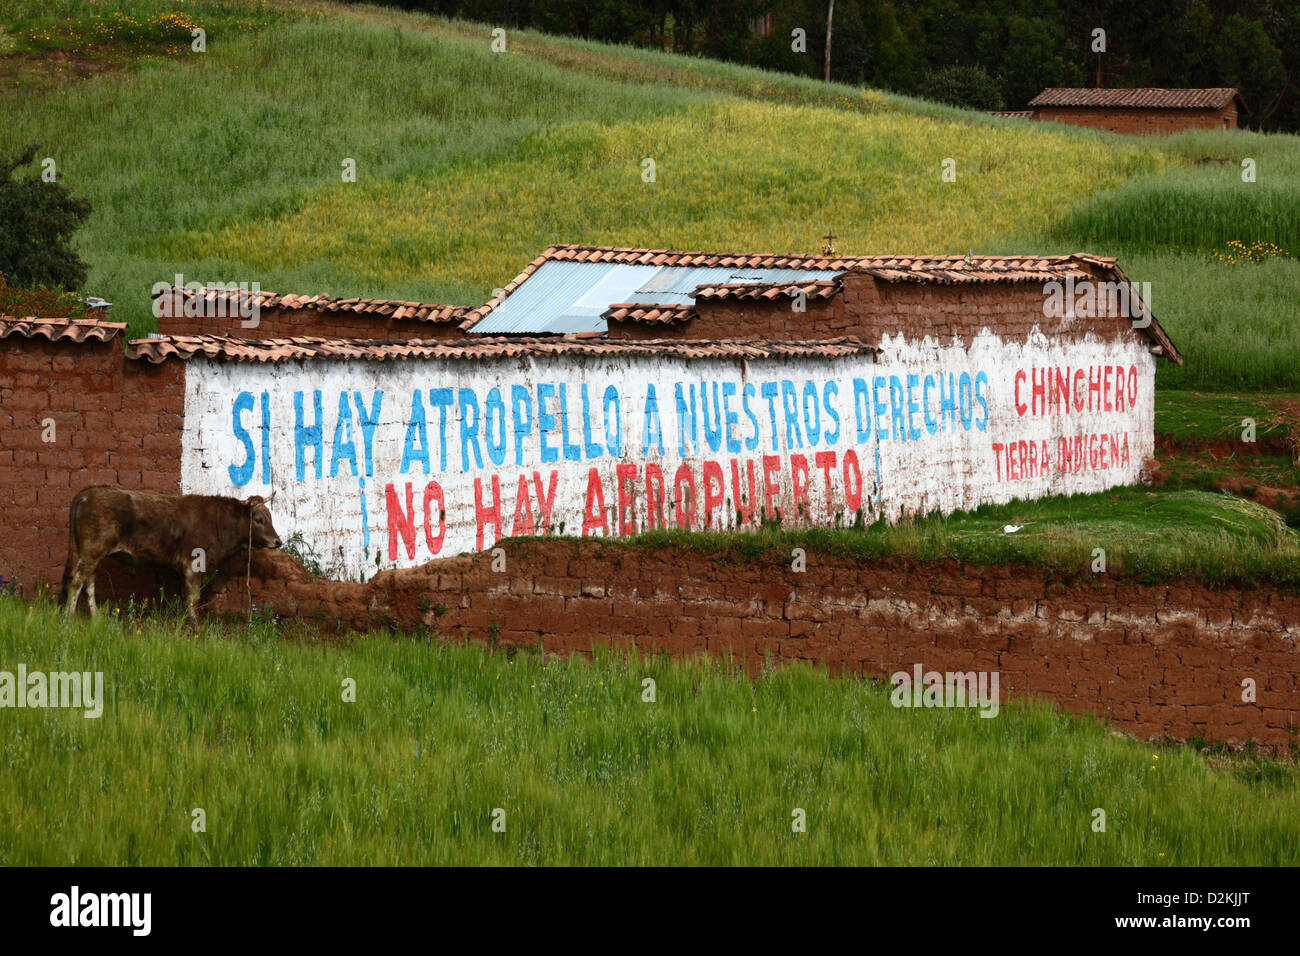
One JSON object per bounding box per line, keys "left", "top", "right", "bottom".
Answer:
{"left": 61, "top": 487, "right": 283, "bottom": 623}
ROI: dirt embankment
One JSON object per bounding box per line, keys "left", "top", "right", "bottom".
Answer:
{"left": 1151, "top": 421, "right": 1300, "bottom": 521}
{"left": 207, "top": 540, "right": 1300, "bottom": 753}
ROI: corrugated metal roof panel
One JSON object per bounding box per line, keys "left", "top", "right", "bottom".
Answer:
{"left": 471, "top": 261, "right": 843, "bottom": 333}
{"left": 471, "top": 261, "right": 660, "bottom": 334}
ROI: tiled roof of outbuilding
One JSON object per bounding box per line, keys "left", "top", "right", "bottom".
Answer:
{"left": 461, "top": 245, "right": 1136, "bottom": 332}
{"left": 693, "top": 279, "right": 840, "bottom": 301}
{"left": 848, "top": 255, "right": 1099, "bottom": 284}
{"left": 156, "top": 286, "right": 470, "bottom": 324}
{"left": 600, "top": 304, "right": 698, "bottom": 325}
{"left": 124, "top": 334, "right": 878, "bottom": 364}
{"left": 1028, "top": 88, "right": 1242, "bottom": 110}
{"left": 0, "top": 316, "right": 126, "bottom": 343}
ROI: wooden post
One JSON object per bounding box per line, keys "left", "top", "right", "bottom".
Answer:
{"left": 824, "top": 0, "right": 835, "bottom": 82}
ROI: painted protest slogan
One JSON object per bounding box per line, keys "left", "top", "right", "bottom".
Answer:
{"left": 180, "top": 332, "right": 1154, "bottom": 578}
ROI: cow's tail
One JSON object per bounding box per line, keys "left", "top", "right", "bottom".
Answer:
{"left": 59, "top": 492, "right": 85, "bottom": 606}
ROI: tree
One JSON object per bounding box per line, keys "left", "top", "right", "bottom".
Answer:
{"left": 918, "top": 64, "right": 1004, "bottom": 110}
{"left": 0, "top": 145, "right": 93, "bottom": 291}
{"left": 1214, "top": 14, "right": 1286, "bottom": 128}
{"left": 992, "top": 13, "right": 1082, "bottom": 110}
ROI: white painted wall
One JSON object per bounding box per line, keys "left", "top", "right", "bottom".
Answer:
{"left": 180, "top": 330, "right": 1154, "bottom": 579}
{"left": 872, "top": 329, "right": 1155, "bottom": 521}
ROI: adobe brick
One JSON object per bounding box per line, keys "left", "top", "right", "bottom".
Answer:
{"left": 741, "top": 619, "right": 788, "bottom": 641}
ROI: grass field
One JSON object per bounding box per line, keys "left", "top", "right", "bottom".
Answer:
{"left": 630, "top": 487, "right": 1300, "bottom": 589}
{"left": 1154, "top": 390, "right": 1293, "bottom": 441}
{"left": 2, "top": 1, "right": 1297, "bottom": 391}
{"left": 3, "top": 594, "right": 1298, "bottom": 866}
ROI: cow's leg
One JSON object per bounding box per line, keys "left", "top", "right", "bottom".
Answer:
{"left": 65, "top": 558, "right": 92, "bottom": 617}
{"left": 85, "top": 576, "right": 97, "bottom": 616}
{"left": 183, "top": 570, "right": 201, "bottom": 625}
{"left": 64, "top": 570, "right": 81, "bottom": 616}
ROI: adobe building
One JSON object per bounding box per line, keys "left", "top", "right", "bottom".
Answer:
{"left": 1024, "top": 87, "right": 1244, "bottom": 135}
{"left": 173, "top": 244, "right": 1177, "bottom": 577}
{"left": 3, "top": 243, "right": 1179, "bottom": 586}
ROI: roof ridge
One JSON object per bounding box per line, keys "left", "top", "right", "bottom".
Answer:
{"left": 543, "top": 244, "right": 1098, "bottom": 264}
{"left": 1028, "top": 87, "right": 1241, "bottom": 109}
{"left": 124, "top": 333, "right": 878, "bottom": 364}
{"left": 704, "top": 277, "right": 839, "bottom": 288}
{"left": 0, "top": 315, "right": 127, "bottom": 344}
{"left": 158, "top": 286, "right": 472, "bottom": 323}
{"left": 0, "top": 314, "right": 125, "bottom": 324}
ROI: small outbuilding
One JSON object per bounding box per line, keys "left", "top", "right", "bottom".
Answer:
{"left": 1024, "top": 87, "right": 1244, "bottom": 135}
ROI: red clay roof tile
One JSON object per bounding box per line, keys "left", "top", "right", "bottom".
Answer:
{"left": 600, "top": 304, "right": 698, "bottom": 325}
{"left": 124, "top": 334, "right": 878, "bottom": 365}
{"left": 157, "top": 287, "right": 471, "bottom": 324}
{"left": 693, "top": 279, "right": 841, "bottom": 301}
{"left": 0, "top": 316, "right": 126, "bottom": 344}
{"left": 1028, "top": 87, "right": 1242, "bottom": 110}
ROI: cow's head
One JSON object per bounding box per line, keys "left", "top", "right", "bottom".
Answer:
{"left": 244, "top": 495, "right": 283, "bottom": 549}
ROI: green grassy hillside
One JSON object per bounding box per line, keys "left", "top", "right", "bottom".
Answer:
{"left": 3, "top": 1, "right": 1298, "bottom": 390}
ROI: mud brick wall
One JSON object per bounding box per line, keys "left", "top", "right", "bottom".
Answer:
{"left": 211, "top": 541, "right": 1300, "bottom": 752}
{"left": 838, "top": 272, "right": 1149, "bottom": 344}
{"left": 0, "top": 337, "right": 184, "bottom": 597}
{"left": 156, "top": 306, "right": 465, "bottom": 341}
{"left": 607, "top": 273, "right": 1152, "bottom": 346}
{"left": 1034, "top": 106, "right": 1236, "bottom": 135}
{"left": 607, "top": 298, "right": 844, "bottom": 340}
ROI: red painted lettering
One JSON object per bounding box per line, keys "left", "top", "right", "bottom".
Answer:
{"left": 581, "top": 468, "right": 608, "bottom": 536}
{"left": 701, "top": 461, "right": 725, "bottom": 528}
{"left": 474, "top": 475, "right": 502, "bottom": 550}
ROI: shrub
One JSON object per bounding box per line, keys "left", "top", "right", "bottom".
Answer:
{"left": 0, "top": 273, "right": 89, "bottom": 319}
{"left": 0, "top": 145, "right": 93, "bottom": 291}
{"left": 918, "top": 65, "right": 1004, "bottom": 111}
